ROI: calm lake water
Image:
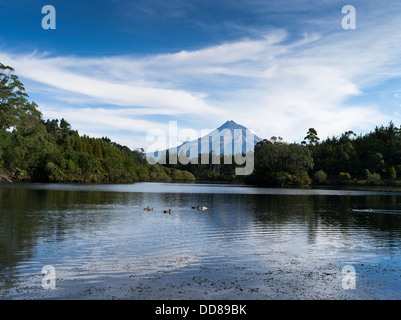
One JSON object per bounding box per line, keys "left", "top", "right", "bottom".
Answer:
{"left": 1, "top": 182, "right": 401, "bottom": 300}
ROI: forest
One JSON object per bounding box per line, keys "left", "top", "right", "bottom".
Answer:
{"left": 2, "top": 61, "right": 401, "bottom": 187}
{"left": 246, "top": 124, "right": 401, "bottom": 187}
{"left": 0, "top": 63, "right": 195, "bottom": 183}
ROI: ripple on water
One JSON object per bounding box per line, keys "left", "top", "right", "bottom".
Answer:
{"left": 2, "top": 183, "right": 401, "bottom": 299}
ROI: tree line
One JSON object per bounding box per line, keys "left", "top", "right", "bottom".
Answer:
{"left": 0, "top": 63, "right": 195, "bottom": 183}
{"left": 308, "top": 123, "right": 401, "bottom": 186}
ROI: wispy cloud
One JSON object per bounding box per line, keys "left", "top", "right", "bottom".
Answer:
{"left": 2, "top": 5, "right": 401, "bottom": 148}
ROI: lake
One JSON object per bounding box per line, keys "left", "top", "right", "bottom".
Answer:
{"left": 1, "top": 182, "right": 401, "bottom": 299}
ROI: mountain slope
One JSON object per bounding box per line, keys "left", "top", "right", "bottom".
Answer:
{"left": 147, "top": 121, "right": 262, "bottom": 162}
{"left": 178, "top": 120, "right": 261, "bottom": 156}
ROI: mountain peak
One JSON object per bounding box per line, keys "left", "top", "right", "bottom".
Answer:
{"left": 217, "top": 120, "right": 247, "bottom": 131}
{"left": 147, "top": 120, "right": 262, "bottom": 159}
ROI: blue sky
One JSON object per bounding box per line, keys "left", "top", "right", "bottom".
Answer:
{"left": 2, "top": 0, "right": 401, "bottom": 150}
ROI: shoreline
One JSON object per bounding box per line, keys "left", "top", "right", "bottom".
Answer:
{"left": 3, "top": 179, "right": 401, "bottom": 193}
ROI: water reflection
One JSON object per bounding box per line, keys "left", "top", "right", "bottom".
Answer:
{"left": 1, "top": 183, "right": 401, "bottom": 299}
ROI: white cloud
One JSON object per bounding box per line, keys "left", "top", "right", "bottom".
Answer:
{"left": 0, "top": 52, "right": 217, "bottom": 115}
{"left": 39, "top": 104, "right": 175, "bottom": 149}
{"left": 2, "top": 11, "right": 401, "bottom": 147}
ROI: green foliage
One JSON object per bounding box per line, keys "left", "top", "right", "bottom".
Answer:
{"left": 161, "top": 152, "right": 245, "bottom": 183}
{"left": 388, "top": 166, "right": 397, "bottom": 180}
{"left": 303, "top": 128, "right": 320, "bottom": 145}
{"left": 338, "top": 172, "right": 351, "bottom": 183}
{"left": 1, "top": 116, "right": 197, "bottom": 183}
{"left": 171, "top": 169, "right": 196, "bottom": 181}
{"left": 246, "top": 138, "right": 313, "bottom": 186}
{"left": 274, "top": 171, "right": 293, "bottom": 186}
{"left": 292, "top": 172, "right": 312, "bottom": 186}
{"left": 313, "top": 170, "right": 327, "bottom": 184}
{"left": 368, "top": 173, "right": 381, "bottom": 184}
{"left": 310, "top": 122, "right": 401, "bottom": 184}
{"left": 365, "top": 169, "right": 381, "bottom": 185}
{"left": 364, "top": 169, "right": 371, "bottom": 179}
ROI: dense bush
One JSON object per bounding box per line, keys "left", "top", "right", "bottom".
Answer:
{"left": 313, "top": 170, "right": 327, "bottom": 184}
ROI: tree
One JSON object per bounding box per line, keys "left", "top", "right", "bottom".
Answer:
{"left": 388, "top": 166, "right": 397, "bottom": 180}
{"left": 303, "top": 128, "right": 320, "bottom": 145}
{"left": 0, "top": 63, "right": 42, "bottom": 131}
{"left": 339, "top": 172, "right": 351, "bottom": 183}
{"left": 365, "top": 169, "right": 381, "bottom": 185}
{"left": 367, "top": 152, "right": 385, "bottom": 173}
{"left": 313, "top": 170, "right": 327, "bottom": 184}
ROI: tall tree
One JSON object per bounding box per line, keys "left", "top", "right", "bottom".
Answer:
{"left": 0, "top": 63, "right": 42, "bottom": 131}
{"left": 303, "top": 128, "right": 320, "bottom": 145}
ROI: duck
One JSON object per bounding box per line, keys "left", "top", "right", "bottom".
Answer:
{"left": 191, "top": 206, "right": 197, "bottom": 209}
{"left": 144, "top": 206, "right": 153, "bottom": 211}
{"left": 197, "top": 206, "right": 210, "bottom": 210}
{"left": 163, "top": 209, "right": 171, "bottom": 214}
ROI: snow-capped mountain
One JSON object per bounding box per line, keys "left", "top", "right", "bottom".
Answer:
{"left": 146, "top": 120, "right": 262, "bottom": 164}
{"left": 176, "top": 120, "right": 262, "bottom": 156}
{"left": 170, "top": 120, "right": 262, "bottom": 157}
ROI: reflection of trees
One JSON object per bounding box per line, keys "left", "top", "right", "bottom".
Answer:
{"left": 0, "top": 185, "right": 144, "bottom": 297}
{"left": 250, "top": 193, "right": 401, "bottom": 246}
{"left": 249, "top": 194, "right": 317, "bottom": 245}
{"left": 2, "top": 185, "right": 401, "bottom": 298}
{"left": 155, "top": 192, "right": 401, "bottom": 250}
